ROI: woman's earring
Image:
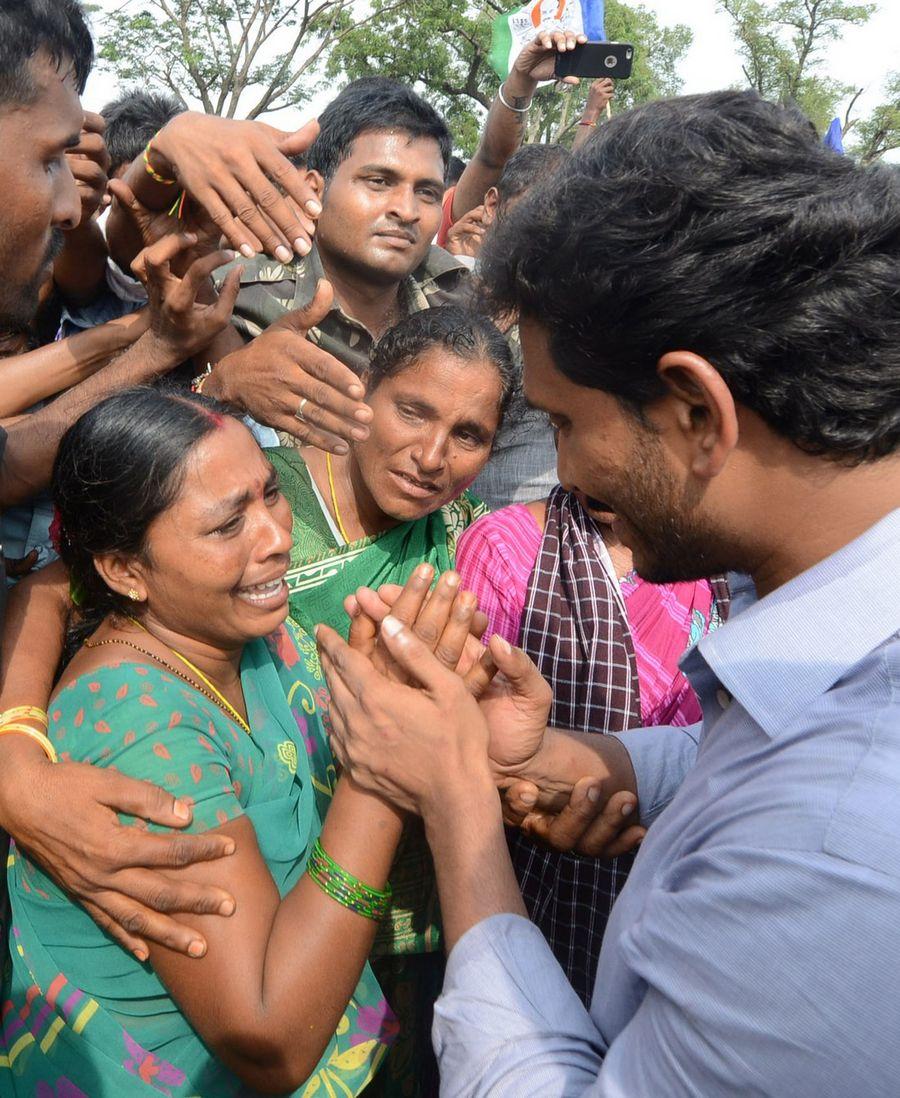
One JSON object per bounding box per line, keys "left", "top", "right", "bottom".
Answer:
{"left": 127, "top": 589, "right": 141, "bottom": 602}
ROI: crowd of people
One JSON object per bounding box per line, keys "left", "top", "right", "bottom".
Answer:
{"left": 0, "top": 0, "right": 897, "bottom": 1095}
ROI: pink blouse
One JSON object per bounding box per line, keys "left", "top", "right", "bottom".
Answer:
{"left": 456, "top": 505, "right": 717, "bottom": 728}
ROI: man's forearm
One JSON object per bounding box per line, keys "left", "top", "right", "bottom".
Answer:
{"left": 423, "top": 772, "right": 526, "bottom": 951}
{"left": 0, "top": 311, "right": 147, "bottom": 419}
{"left": 1, "top": 331, "right": 179, "bottom": 507}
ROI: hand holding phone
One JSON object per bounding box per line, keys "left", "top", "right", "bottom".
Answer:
{"left": 554, "top": 42, "right": 634, "bottom": 81}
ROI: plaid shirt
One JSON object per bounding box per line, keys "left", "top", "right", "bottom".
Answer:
{"left": 510, "top": 488, "right": 730, "bottom": 1006}
{"left": 218, "top": 243, "right": 469, "bottom": 375}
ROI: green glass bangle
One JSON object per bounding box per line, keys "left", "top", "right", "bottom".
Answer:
{"left": 307, "top": 837, "right": 392, "bottom": 922}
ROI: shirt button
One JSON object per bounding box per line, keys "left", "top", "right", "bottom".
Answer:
{"left": 716, "top": 688, "right": 732, "bottom": 710}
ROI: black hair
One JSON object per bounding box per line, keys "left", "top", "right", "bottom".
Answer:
{"left": 447, "top": 155, "right": 467, "bottom": 186}
{"left": 496, "top": 143, "right": 570, "bottom": 210}
{"left": 480, "top": 90, "right": 900, "bottom": 464}
{"left": 368, "top": 305, "right": 517, "bottom": 433}
{"left": 307, "top": 78, "right": 452, "bottom": 182}
{"left": 52, "top": 388, "right": 241, "bottom": 645}
{"left": 101, "top": 89, "right": 185, "bottom": 175}
{"left": 0, "top": 0, "right": 93, "bottom": 105}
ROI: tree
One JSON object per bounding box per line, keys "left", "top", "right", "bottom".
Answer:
{"left": 719, "top": 0, "right": 875, "bottom": 132}
{"left": 844, "top": 71, "right": 900, "bottom": 163}
{"left": 326, "top": 0, "right": 692, "bottom": 154}
{"left": 95, "top": 0, "right": 396, "bottom": 120}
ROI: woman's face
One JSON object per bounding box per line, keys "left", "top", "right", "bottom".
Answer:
{"left": 129, "top": 419, "right": 294, "bottom": 648}
{"left": 353, "top": 348, "right": 503, "bottom": 521}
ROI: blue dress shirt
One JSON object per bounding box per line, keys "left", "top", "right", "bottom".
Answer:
{"left": 433, "top": 508, "right": 900, "bottom": 1097}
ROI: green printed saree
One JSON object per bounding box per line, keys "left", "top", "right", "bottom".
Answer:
{"left": 1, "top": 621, "right": 395, "bottom": 1097}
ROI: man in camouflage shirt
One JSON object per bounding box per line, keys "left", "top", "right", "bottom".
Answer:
{"left": 206, "top": 78, "right": 467, "bottom": 454}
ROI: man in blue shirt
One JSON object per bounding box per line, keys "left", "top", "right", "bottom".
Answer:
{"left": 316, "top": 89, "right": 900, "bottom": 1096}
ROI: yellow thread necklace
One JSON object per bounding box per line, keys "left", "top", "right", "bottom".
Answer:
{"left": 325, "top": 452, "right": 352, "bottom": 544}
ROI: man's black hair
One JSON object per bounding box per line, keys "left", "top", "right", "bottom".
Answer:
{"left": 101, "top": 89, "right": 185, "bottom": 175}
{"left": 307, "top": 78, "right": 452, "bottom": 181}
{"left": 480, "top": 90, "right": 900, "bottom": 464}
{"left": 0, "top": 0, "right": 93, "bottom": 105}
{"left": 447, "top": 155, "right": 467, "bottom": 186}
{"left": 497, "top": 143, "right": 570, "bottom": 209}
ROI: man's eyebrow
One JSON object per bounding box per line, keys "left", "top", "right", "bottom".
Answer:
{"left": 357, "top": 163, "right": 444, "bottom": 189}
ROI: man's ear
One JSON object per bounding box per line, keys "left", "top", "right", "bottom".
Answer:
{"left": 656, "top": 351, "right": 739, "bottom": 479}
{"left": 93, "top": 552, "right": 148, "bottom": 604}
{"left": 305, "top": 169, "right": 324, "bottom": 199}
{"left": 482, "top": 187, "right": 500, "bottom": 226}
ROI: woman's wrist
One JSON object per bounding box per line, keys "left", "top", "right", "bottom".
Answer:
{"left": 0, "top": 734, "right": 51, "bottom": 830}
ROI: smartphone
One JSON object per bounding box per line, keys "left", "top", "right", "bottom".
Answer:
{"left": 554, "top": 42, "right": 634, "bottom": 80}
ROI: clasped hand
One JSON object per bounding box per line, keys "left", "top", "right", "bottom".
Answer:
{"left": 316, "top": 567, "right": 645, "bottom": 858}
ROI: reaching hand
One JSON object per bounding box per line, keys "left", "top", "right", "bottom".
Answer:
{"left": 512, "top": 29, "right": 588, "bottom": 88}
{"left": 446, "top": 205, "right": 487, "bottom": 259}
{"left": 317, "top": 614, "right": 494, "bottom": 815}
{"left": 132, "top": 232, "right": 241, "bottom": 363}
{"left": 206, "top": 279, "right": 373, "bottom": 454}
{"left": 584, "top": 77, "right": 615, "bottom": 119}
{"left": 109, "top": 177, "right": 219, "bottom": 267}
{"left": 0, "top": 745, "right": 237, "bottom": 960}
{"left": 149, "top": 113, "right": 323, "bottom": 261}
{"left": 67, "top": 111, "right": 111, "bottom": 223}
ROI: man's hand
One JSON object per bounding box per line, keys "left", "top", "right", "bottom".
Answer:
{"left": 583, "top": 78, "right": 615, "bottom": 122}
{"left": 67, "top": 111, "right": 111, "bottom": 224}
{"left": 132, "top": 232, "right": 241, "bottom": 364}
{"left": 148, "top": 114, "right": 322, "bottom": 261}
{"left": 446, "top": 205, "right": 487, "bottom": 259}
{"left": 205, "top": 279, "right": 373, "bottom": 454}
{"left": 503, "top": 776, "right": 644, "bottom": 858}
{"left": 0, "top": 740, "right": 236, "bottom": 960}
{"left": 109, "top": 177, "right": 220, "bottom": 268}
{"left": 318, "top": 616, "right": 495, "bottom": 815}
{"left": 509, "top": 29, "right": 588, "bottom": 92}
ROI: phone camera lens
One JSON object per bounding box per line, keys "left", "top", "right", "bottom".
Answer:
{"left": 604, "top": 55, "right": 616, "bottom": 67}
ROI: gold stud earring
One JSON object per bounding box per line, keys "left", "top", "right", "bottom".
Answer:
{"left": 127, "top": 588, "right": 141, "bottom": 602}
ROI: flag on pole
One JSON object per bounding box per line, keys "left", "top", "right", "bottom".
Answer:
{"left": 823, "top": 117, "right": 844, "bottom": 154}
{"left": 489, "top": 0, "right": 605, "bottom": 81}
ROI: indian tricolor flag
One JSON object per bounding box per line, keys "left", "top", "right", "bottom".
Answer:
{"left": 489, "top": 0, "right": 606, "bottom": 80}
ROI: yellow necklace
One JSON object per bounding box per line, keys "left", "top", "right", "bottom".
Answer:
{"left": 85, "top": 619, "right": 251, "bottom": 735}
{"left": 325, "top": 452, "right": 352, "bottom": 544}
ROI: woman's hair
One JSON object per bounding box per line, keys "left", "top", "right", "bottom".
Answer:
{"left": 368, "top": 305, "right": 518, "bottom": 433}
{"left": 52, "top": 387, "right": 240, "bottom": 643}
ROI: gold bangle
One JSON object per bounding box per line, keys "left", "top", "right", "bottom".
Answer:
{"left": 0, "top": 723, "right": 58, "bottom": 763}
{"left": 143, "top": 140, "right": 177, "bottom": 186}
{"left": 0, "top": 705, "right": 49, "bottom": 729}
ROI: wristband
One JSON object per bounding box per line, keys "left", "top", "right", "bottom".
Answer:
{"left": 306, "top": 838, "right": 392, "bottom": 921}
{"left": 143, "top": 140, "right": 177, "bottom": 186}
{"left": 578, "top": 120, "right": 598, "bottom": 128}
{"left": 498, "top": 82, "right": 532, "bottom": 113}
{"left": 0, "top": 722, "right": 58, "bottom": 763}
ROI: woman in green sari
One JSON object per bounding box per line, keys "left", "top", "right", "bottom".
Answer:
{"left": 267, "top": 306, "right": 515, "bottom": 1097}
{"left": 1, "top": 389, "right": 407, "bottom": 1097}
{"left": 268, "top": 305, "right": 516, "bottom": 641}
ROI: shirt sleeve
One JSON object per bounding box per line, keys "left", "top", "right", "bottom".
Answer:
{"left": 435, "top": 845, "right": 899, "bottom": 1097}
{"left": 436, "top": 185, "right": 457, "bottom": 248}
{"left": 50, "top": 665, "right": 245, "bottom": 833}
{"left": 609, "top": 722, "right": 700, "bottom": 825}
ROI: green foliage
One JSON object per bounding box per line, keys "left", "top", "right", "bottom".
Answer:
{"left": 96, "top": 0, "right": 358, "bottom": 119}
{"left": 719, "top": 0, "right": 874, "bottom": 131}
{"left": 847, "top": 71, "right": 900, "bottom": 163}
{"left": 326, "top": 0, "right": 692, "bottom": 154}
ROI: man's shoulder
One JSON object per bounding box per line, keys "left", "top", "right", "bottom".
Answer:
{"left": 414, "top": 246, "right": 471, "bottom": 303}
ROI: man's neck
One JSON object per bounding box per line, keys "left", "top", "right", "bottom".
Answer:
{"left": 317, "top": 248, "right": 405, "bottom": 340}
{"left": 744, "top": 452, "right": 900, "bottom": 599}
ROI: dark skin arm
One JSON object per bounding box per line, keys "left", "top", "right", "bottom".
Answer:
{"left": 0, "top": 562, "right": 237, "bottom": 959}
{"left": 0, "top": 309, "right": 148, "bottom": 419}
{"left": 451, "top": 31, "right": 585, "bottom": 222}
{"left": 148, "top": 781, "right": 402, "bottom": 1093}
{"left": 0, "top": 232, "right": 240, "bottom": 507}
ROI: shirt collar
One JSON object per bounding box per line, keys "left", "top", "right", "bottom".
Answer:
{"left": 696, "top": 507, "right": 900, "bottom": 738}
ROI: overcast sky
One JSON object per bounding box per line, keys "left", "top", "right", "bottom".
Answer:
{"left": 83, "top": 0, "right": 899, "bottom": 155}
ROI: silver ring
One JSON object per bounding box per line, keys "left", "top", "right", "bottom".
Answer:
{"left": 296, "top": 397, "right": 309, "bottom": 422}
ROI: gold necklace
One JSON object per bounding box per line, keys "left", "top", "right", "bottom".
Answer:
{"left": 85, "top": 623, "right": 251, "bottom": 735}
{"left": 325, "top": 452, "right": 352, "bottom": 544}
